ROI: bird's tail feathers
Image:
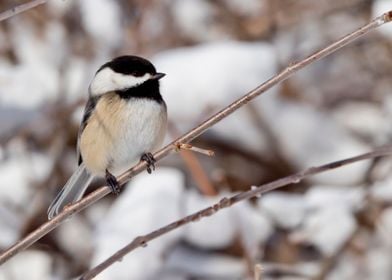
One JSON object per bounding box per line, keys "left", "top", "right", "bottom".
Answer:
{"left": 47, "top": 163, "right": 93, "bottom": 220}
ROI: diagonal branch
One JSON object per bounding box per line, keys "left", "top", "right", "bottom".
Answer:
{"left": 81, "top": 146, "right": 392, "bottom": 279}
{"left": 0, "top": 10, "right": 391, "bottom": 265}
{"left": 0, "top": 0, "right": 47, "bottom": 22}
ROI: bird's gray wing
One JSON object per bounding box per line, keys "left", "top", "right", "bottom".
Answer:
{"left": 77, "top": 95, "right": 99, "bottom": 165}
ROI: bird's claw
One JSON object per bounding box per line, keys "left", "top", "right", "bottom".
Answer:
{"left": 141, "top": 153, "right": 156, "bottom": 174}
{"left": 105, "top": 169, "right": 121, "bottom": 195}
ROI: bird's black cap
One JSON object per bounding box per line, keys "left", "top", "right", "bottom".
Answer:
{"left": 98, "top": 55, "right": 157, "bottom": 77}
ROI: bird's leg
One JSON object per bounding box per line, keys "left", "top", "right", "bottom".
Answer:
{"left": 105, "top": 169, "right": 121, "bottom": 195}
{"left": 141, "top": 152, "right": 156, "bottom": 174}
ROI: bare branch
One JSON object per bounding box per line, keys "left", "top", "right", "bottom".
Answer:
{"left": 80, "top": 146, "right": 392, "bottom": 279}
{"left": 0, "top": 10, "right": 391, "bottom": 266}
{"left": 0, "top": 0, "right": 47, "bottom": 22}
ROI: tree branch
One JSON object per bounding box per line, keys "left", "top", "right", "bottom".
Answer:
{"left": 0, "top": 0, "right": 47, "bottom": 22}
{"left": 81, "top": 146, "right": 392, "bottom": 279}
{"left": 0, "top": 10, "right": 391, "bottom": 266}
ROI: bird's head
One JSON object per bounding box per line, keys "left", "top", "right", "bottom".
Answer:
{"left": 89, "top": 56, "right": 165, "bottom": 96}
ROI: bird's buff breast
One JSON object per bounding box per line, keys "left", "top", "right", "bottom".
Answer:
{"left": 79, "top": 93, "right": 167, "bottom": 176}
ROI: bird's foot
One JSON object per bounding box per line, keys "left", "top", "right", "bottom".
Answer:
{"left": 141, "top": 152, "right": 156, "bottom": 174}
{"left": 105, "top": 169, "right": 121, "bottom": 195}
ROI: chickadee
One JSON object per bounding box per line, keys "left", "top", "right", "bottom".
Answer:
{"left": 47, "top": 56, "right": 167, "bottom": 220}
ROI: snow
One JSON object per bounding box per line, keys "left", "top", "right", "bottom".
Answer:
{"left": 78, "top": 0, "right": 122, "bottom": 50}
{"left": 0, "top": 18, "right": 64, "bottom": 110}
{"left": 290, "top": 186, "right": 362, "bottom": 256}
{"left": 258, "top": 192, "right": 306, "bottom": 229}
{"left": 0, "top": 205, "right": 21, "bottom": 247}
{"left": 0, "top": 149, "right": 52, "bottom": 206}
{"left": 223, "top": 0, "right": 265, "bottom": 17}
{"left": 371, "top": 176, "right": 392, "bottom": 203}
{"left": 90, "top": 168, "right": 273, "bottom": 278}
{"left": 367, "top": 247, "right": 392, "bottom": 280}
{"left": 163, "top": 245, "right": 247, "bottom": 279}
{"left": 171, "top": 0, "right": 224, "bottom": 42}
{"left": 91, "top": 168, "right": 185, "bottom": 280}
{"left": 183, "top": 191, "right": 272, "bottom": 251}
{"left": 305, "top": 185, "right": 365, "bottom": 212}
{"left": 291, "top": 208, "right": 357, "bottom": 257}
{"left": 55, "top": 215, "right": 93, "bottom": 262}
{"left": 183, "top": 191, "right": 238, "bottom": 249}
{"left": 0, "top": 250, "right": 52, "bottom": 280}
{"left": 332, "top": 102, "right": 389, "bottom": 144}
{"left": 264, "top": 101, "right": 370, "bottom": 185}
{"left": 0, "top": 148, "right": 52, "bottom": 247}
{"left": 234, "top": 201, "right": 273, "bottom": 257}
{"left": 154, "top": 41, "right": 277, "bottom": 152}
{"left": 63, "top": 57, "right": 90, "bottom": 102}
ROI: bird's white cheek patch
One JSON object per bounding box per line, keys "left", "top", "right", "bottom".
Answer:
{"left": 90, "top": 68, "right": 151, "bottom": 95}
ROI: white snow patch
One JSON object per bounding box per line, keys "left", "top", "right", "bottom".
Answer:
{"left": 154, "top": 41, "right": 277, "bottom": 152}
{"left": 291, "top": 208, "right": 357, "bottom": 257}
{"left": 234, "top": 201, "right": 273, "bottom": 254}
{"left": 0, "top": 18, "right": 67, "bottom": 109}
{"left": 371, "top": 176, "right": 392, "bottom": 203}
{"left": 55, "top": 215, "right": 93, "bottom": 261}
{"left": 367, "top": 247, "right": 392, "bottom": 280}
{"left": 91, "top": 168, "right": 185, "bottom": 280}
{"left": 183, "top": 191, "right": 237, "bottom": 249}
{"left": 0, "top": 205, "right": 21, "bottom": 247}
{"left": 171, "top": 0, "right": 224, "bottom": 41}
{"left": 63, "top": 57, "right": 90, "bottom": 102}
{"left": 0, "top": 250, "right": 52, "bottom": 280}
{"left": 305, "top": 185, "right": 365, "bottom": 212}
{"left": 267, "top": 102, "right": 370, "bottom": 185}
{"left": 183, "top": 193, "right": 272, "bottom": 252}
{"left": 0, "top": 151, "right": 52, "bottom": 206}
{"left": 258, "top": 192, "right": 306, "bottom": 229}
{"left": 79, "top": 0, "right": 122, "bottom": 49}
{"left": 164, "top": 245, "right": 246, "bottom": 279}
{"left": 223, "top": 0, "right": 266, "bottom": 17}
{"left": 333, "top": 102, "right": 389, "bottom": 143}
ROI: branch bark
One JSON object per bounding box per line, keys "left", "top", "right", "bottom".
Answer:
{"left": 0, "top": 9, "right": 391, "bottom": 266}
{"left": 81, "top": 146, "right": 392, "bottom": 279}
{"left": 0, "top": 0, "right": 47, "bottom": 22}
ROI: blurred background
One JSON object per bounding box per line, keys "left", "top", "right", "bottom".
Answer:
{"left": 1, "top": 0, "right": 392, "bottom": 279}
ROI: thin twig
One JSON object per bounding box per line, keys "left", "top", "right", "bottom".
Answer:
{"left": 0, "top": 10, "right": 391, "bottom": 266}
{"left": 81, "top": 146, "right": 392, "bottom": 279}
{"left": 0, "top": 0, "right": 47, "bottom": 22}
{"left": 176, "top": 143, "right": 215, "bottom": 157}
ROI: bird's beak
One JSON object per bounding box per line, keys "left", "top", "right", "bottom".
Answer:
{"left": 151, "top": 72, "right": 166, "bottom": 80}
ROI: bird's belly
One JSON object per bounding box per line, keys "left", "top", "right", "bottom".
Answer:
{"left": 80, "top": 95, "right": 167, "bottom": 176}
{"left": 108, "top": 99, "right": 167, "bottom": 175}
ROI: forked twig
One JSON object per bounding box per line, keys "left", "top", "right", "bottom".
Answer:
{"left": 0, "top": 10, "right": 391, "bottom": 267}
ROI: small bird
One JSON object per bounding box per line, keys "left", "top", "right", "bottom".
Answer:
{"left": 47, "top": 56, "right": 167, "bottom": 220}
